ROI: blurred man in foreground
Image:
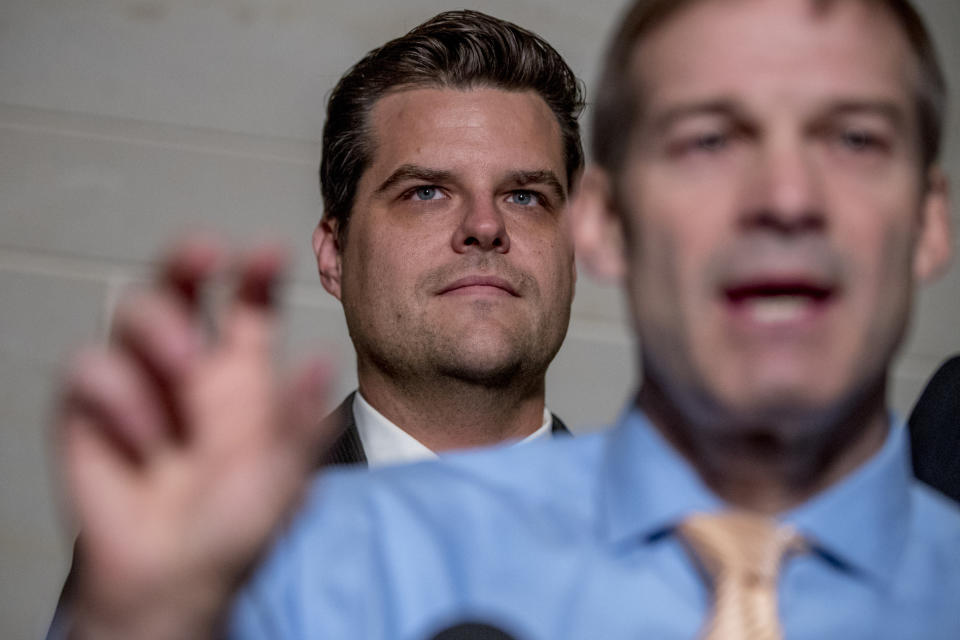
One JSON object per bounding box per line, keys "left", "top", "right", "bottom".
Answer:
{"left": 55, "top": 0, "right": 959, "bottom": 638}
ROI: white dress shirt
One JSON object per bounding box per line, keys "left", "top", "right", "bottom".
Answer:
{"left": 353, "top": 391, "right": 555, "bottom": 468}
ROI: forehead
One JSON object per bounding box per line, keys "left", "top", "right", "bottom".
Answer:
{"left": 365, "top": 87, "right": 566, "bottom": 184}
{"left": 630, "top": 0, "right": 917, "bottom": 119}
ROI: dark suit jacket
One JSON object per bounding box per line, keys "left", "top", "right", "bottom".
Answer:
{"left": 909, "top": 355, "right": 960, "bottom": 504}
{"left": 320, "top": 392, "right": 572, "bottom": 467}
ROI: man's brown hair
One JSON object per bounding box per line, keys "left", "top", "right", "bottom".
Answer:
{"left": 321, "top": 10, "right": 585, "bottom": 245}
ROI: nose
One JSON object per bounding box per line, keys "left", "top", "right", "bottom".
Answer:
{"left": 451, "top": 198, "right": 510, "bottom": 253}
{"left": 739, "top": 138, "right": 826, "bottom": 235}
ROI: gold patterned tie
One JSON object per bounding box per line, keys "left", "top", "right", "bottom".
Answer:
{"left": 678, "top": 512, "right": 806, "bottom": 640}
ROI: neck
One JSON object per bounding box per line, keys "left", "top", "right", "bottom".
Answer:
{"left": 637, "top": 379, "right": 890, "bottom": 515}
{"left": 357, "top": 366, "right": 547, "bottom": 452}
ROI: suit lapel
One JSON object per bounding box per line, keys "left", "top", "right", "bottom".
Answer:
{"left": 550, "top": 413, "right": 572, "bottom": 437}
{"left": 318, "top": 392, "right": 368, "bottom": 467}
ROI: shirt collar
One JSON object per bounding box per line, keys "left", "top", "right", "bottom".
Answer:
{"left": 600, "top": 406, "right": 912, "bottom": 585}
{"left": 353, "top": 391, "right": 554, "bottom": 468}
{"left": 354, "top": 392, "right": 435, "bottom": 468}
{"left": 782, "top": 415, "right": 912, "bottom": 585}
{"left": 600, "top": 406, "right": 722, "bottom": 547}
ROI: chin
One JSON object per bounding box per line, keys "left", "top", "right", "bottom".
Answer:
{"left": 437, "top": 335, "right": 555, "bottom": 389}
{"left": 438, "top": 357, "right": 526, "bottom": 388}
{"left": 721, "top": 380, "right": 831, "bottom": 411}
{"left": 707, "top": 381, "right": 869, "bottom": 434}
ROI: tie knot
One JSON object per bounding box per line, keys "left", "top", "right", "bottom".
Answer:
{"left": 679, "top": 512, "right": 804, "bottom": 585}
{"left": 678, "top": 512, "right": 806, "bottom": 639}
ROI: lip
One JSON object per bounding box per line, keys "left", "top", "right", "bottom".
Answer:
{"left": 437, "top": 275, "right": 519, "bottom": 297}
{"left": 719, "top": 275, "right": 840, "bottom": 330}
{"left": 723, "top": 278, "right": 835, "bottom": 303}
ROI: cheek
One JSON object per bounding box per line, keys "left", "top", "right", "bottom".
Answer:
{"left": 548, "top": 232, "right": 576, "bottom": 279}
{"left": 628, "top": 211, "right": 713, "bottom": 304}
{"left": 542, "top": 250, "right": 575, "bottom": 304}
{"left": 836, "top": 211, "right": 918, "bottom": 362}
{"left": 515, "top": 220, "right": 575, "bottom": 296}
{"left": 867, "top": 224, "right": 916, "bottom": 309}
{"left": 624, "top": 168, "right": 731, "bottom": 270}
{"left": 340, "top": 233, "right": 403, "bottom": 305}
{"left": 840, "top": 187, "right": 920, "bottom": 288}
{"left": 625, "top": 218, "right": 688, "bottom": 340}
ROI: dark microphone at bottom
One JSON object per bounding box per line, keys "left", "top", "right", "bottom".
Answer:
{"left": 428, "top": 621, "right": 520, "bottom": 640}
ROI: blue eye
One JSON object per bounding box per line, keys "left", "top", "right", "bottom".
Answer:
{"left": 508, "top": 190, "right": 540, "bottom": 206}
{"left": 412, "top": 186, "right": 442, "bottom": 201}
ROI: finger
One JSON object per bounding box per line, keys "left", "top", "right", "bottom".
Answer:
{"left": 111, "top": 289, "right": 201, "bottom": 381}
{"left": 234, "top": 243, "right": 289, "bottom": 310}
{"left": 59, "top": 410, "right": 138, "bottom": 530}
{"left": 111, "top": 290, "right": 202, "bottom": 437}
{"left": 158, "top": 234, "right": 224, "bottom": 307}
{"left": 111, "top": 290, "right": 200, "bottom": 372}
{"left": 221, "top": 244, "right": 289, "bottom": 354}
{"left": 60, "top": 347, "right": 170, "bottom": 464}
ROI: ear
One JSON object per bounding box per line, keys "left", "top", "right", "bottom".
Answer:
{"left": 313, "top": 218, "right": 344, "bottom": 300}
{"left": 571, "top": 166, "right": 627, "bottom": 283}
{"left": 913, "top": 166, "right": 953, "bottom": 284}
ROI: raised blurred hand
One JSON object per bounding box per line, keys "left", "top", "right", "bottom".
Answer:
{"left": 56, "top": 238, "right": 333, "bottom": 639}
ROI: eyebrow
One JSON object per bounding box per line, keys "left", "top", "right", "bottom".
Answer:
{"left": 650, "top": 100, "right": 744, "bottom": 133}
{"left": 375, "top": 165, "right": 455, "bottom": 195}
{"left": 819, "top": 100, "right": 908, "bottom": 128}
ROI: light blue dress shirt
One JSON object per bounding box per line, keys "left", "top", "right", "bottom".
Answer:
{"left": 227, "top": 408, "right": 960, "bottom": 639}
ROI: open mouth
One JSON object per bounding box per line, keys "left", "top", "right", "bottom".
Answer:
{"left": 723, "top": 281, "right": 835, "bottom": 324}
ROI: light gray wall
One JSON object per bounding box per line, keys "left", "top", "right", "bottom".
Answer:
{"left": 0, "top": 1, "right": 957, "bottom": 637}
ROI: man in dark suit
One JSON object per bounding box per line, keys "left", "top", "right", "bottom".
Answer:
{"left": 45, "top": 11, "right": 577, "bottom": 636}
{"left": 310, "top": 10, "right": 579, "bottom": 467}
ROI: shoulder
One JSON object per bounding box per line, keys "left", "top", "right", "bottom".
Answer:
{"left": 316, "top": 429, "right": 610, "bottom": 527}
{"left": 907, "top": 481, "right": 960, "bottom": 552}
{"left": 894, "top": 480, "right": 960, "bottom": 602}
{"left": 877, "top": 483, "right": 960, "bottom": 631}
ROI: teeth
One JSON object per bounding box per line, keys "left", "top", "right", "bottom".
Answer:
{"left": 744, "top": 296, "right": 811, "bottom": 323}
